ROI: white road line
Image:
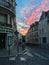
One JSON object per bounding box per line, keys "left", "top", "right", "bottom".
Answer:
{"left": 34, "top": 52, "right": 48, "bottom": 60}
{"left": 39, "top": 52, "right": 49, "bottom": 58}
{"left": 20, "top": 57, "right": 26, "bottom": 61}
{"left": 24, "top": 51, "right": 33, "bottom": 57}
{"left": 17, "top": 49, "right": 28, "bottom": 55}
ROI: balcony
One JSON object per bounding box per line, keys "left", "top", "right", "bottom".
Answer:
{"left": 0, "top": 22, "right": 12, "bottom": 28}
{"left": 0, "top": 0, "right": 16, "bottom": 14}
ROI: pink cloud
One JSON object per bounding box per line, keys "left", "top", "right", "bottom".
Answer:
{"left": 17, "top": 0, "right": 49, "bottom": 35}
{"left": 25, "top": 0, "right": 49, "bottom": 26}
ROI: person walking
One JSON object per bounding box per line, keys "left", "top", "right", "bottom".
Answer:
{"left": 22, "top": 38, "right": 25, "bottom": 51}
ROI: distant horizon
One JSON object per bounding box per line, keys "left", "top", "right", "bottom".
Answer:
{"left": 16, "top": 0, "right": 49, "bottom": 35}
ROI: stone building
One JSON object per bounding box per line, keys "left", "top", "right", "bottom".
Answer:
{"left": 0, "top": 0, "right": 17, "bottom": 49}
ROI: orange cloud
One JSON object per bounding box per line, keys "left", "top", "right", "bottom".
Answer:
{"left": 18, "top": 28, "right": 29, "bottom": 35}
{"left": 17, "top": 0, "right": 49, "bottom": 35}
{"left": 26, "top": 0, "right": 49, "bottom": 26}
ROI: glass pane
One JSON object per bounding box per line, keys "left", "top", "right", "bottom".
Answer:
{"left": 0, "top": 14, "right": 6, "bottom": 23}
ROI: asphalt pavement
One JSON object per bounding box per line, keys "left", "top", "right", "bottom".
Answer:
{"left": 0, "top": 45, "right": 49, "bottom": 65}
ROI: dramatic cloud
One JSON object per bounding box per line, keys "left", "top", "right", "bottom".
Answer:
{"left": 16, "top": 0, "right": 49, "bottom": 35}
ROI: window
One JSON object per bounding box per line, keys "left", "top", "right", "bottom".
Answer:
{"left": 42, "top": 37, "right": 47, "bottom": 43}
{"left": 10, "top": 16, "right": 12, "bottom": 25}
{"left": 47, "top": 19, "right": 49, "bottom": 23}
{"left": 40, "top": 37, "right": 41, "bottom": 44}
{"left": 35, "top": 38, "right": 38, "bottom": 42}
{"left": 8, "top": 15, "right": 12, "bottom": 25}
{"left": 0, "top": 13, "right": 7, "bottom": 23}
{"left": 8, "top": 36, "right": 13, "bottom": 46}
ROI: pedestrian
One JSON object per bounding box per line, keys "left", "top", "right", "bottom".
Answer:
{"left": 22, "top": 38, "right": 25, "bottom": 51}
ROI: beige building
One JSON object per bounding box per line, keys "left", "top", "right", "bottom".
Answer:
{"left": 38, "top": 11, "right": 49, "bottom": 48}
{"left": 25, "top": 22, "right": 39, "bottom": 45}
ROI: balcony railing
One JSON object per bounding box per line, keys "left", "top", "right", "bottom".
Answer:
{"left": 0, "top": 22, "right": 12, "bottom": 28}
{"left": 0, "top": 0, "right": 16, "bottom": 14}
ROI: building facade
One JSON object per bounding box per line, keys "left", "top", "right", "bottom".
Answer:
{"left": 25, "top": 22, "right": 39, "bottom": 45}
{"left": 32, "top": 22, "right": 39, "bottom": 44}
{"left": 38, "top": 11, "right": 49, "bottom": 48}
{"left": 0, "top": 0, "right": 17, "bottom": 49}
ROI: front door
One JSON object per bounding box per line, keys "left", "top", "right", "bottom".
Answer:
{"left": 0, "top": 33, "right": 6, "bottom": 49}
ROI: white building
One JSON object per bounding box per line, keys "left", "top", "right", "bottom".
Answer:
{"left": 38, "top": 11, "right": 49, "bottom": 48}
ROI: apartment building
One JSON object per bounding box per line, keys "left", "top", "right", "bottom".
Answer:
{"left": 0, "top": 0, "right": 17, "bottom": 49}
{"left": 26, "top": 22, "right": 39, "bottom": 45}
{"left": 38, "top": 11, "right": 49, "bottom": 48}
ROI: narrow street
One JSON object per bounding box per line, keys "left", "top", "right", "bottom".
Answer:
{"left": 0, "top": 45, "right": 49, "bottom": 65}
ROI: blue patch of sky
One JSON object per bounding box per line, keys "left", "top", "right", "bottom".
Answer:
{"left": 16, "top": 0, "right": 42, "bottom": 22}
{"left": 25, "top": 0, "right": 42, "bottom": 18}
{"left": 16, "top": 0, "right": 42, "bottom": 12}
{"left": 34, "top": 0, "right": 42, "bottom": 4}
{"left": 17, "top": 0, "right": 30, "bottom": 7}
{"left": 16, "top": 13, "right": 25, "bottom": 22}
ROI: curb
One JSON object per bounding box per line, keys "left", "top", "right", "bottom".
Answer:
{"left": 0, "top": 55, "right": 16, "bottom": 58}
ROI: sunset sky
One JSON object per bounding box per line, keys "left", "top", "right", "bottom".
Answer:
{"left": 16, "top": 0, "right": 49, "bottom": 35}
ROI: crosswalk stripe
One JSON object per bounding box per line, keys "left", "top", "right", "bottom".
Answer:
{"left": 20, "top": 57, "right": 26, "bottom": 61}
{"left": 23, "top": 51, "right": 33, "bottom": 57}
{"left": 34, "top": 52, "right": 48, "bottom": 60}
{"left": 39, "top": 52, "right": 49, "bottom": 58}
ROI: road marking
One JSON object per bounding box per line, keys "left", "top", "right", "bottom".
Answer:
{"left": 20, "top": 57, "right": 26, "bottom": 61}
{"left": 9, "top": 57, "right": 16, "bottom": 60}
{"left": 17, "top": 49, "right": 27, "bottom": 55}
{"left": 34, "top": 52, "right": 48, "bottom": 60}
{"left": 42, "top": 52, "right": 49, "bottom": 58}
{"left": 24, "top": 51, "right": 33, "bottom": 57}
{"left": 39, "top": 52, "right": 49, "bottom": 58}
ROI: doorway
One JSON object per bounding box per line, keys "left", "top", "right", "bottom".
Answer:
{"left": 0, "top": 33, "right": 6, "bottom": 49}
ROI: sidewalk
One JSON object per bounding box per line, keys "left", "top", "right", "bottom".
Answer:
{"left": 0, "top": 44, "right": 23, "bottom": 57}
{"left": 26, "top": 43, "right": 49, "bottom": 50}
